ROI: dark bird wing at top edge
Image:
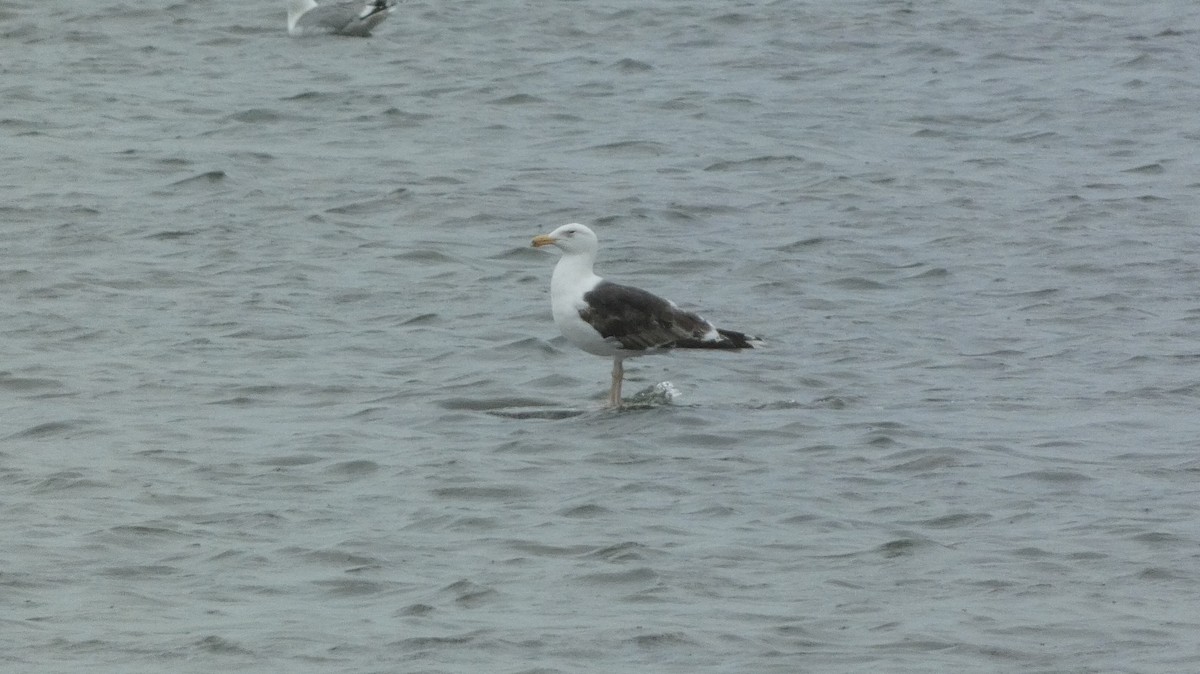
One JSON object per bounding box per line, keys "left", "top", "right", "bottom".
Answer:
{"left": 580, "top": 281, "right": 756, "bottom": 351}
{"left": 361, "top": 0, "right": 392, "bottom": 18}
{"left": 302, "top": 0, "right": 391, "bottom": 35}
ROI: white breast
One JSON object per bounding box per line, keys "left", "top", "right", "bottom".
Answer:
{"left": 549, "top": 257, "right": 622, "bottom": 358}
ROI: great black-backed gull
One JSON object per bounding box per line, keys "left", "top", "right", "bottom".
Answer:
{"left": 532, "top": 223, "right": 760, "bottom": 407}
{"left": 286, "top": 0, "right": 396, "bottom": 37}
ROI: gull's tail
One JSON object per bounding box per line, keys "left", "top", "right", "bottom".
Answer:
{"left": 359, "top": 0, "right": 396, "bottom": 19}
{"left": 674, "top": 326, "right": 763, "bottom": 350}
{"left": 716, "top": 328, "right": 764, "bottom": 349}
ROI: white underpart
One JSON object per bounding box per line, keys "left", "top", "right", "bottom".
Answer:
{"left": 549, "top": 245, "right": 621, "bottom": 357}
{"left": 286, "top": 0, "right": 320, "bottom": 34}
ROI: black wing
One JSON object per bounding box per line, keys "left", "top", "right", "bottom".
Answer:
{"left": 580, "top": 281, "right": 756, "bottom": 351}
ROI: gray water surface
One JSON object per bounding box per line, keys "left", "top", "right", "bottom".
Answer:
{"left": 4, "top": 1, "right": 1200, "bottom": 672}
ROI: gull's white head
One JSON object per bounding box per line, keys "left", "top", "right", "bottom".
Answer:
{"left": 531, "top": 223, "right": 599, "bottom": 255}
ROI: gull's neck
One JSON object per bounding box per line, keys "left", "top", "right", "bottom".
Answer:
{"left": 551, "top": 248, "right": 600, "bottom": 298}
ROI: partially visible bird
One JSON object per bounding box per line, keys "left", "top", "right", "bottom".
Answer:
{"left": 286, "top": 0, "right": 397, "bottom": 37}
{"left": 532, "top": 223, "right": 761, "bottom": 407}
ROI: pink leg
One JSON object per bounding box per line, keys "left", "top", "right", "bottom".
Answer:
{"left": 609, "top": 358, "right": 624, "bottom": 407}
